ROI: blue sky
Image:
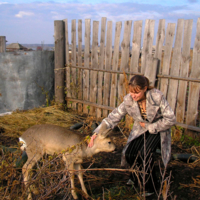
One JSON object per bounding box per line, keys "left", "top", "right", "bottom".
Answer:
{"left": 0, "top": 0, "right": 199, "bottom": 45}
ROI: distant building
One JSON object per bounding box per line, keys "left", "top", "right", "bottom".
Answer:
{"left": 6, "top": 43, "right": 29, "bottom": 51}
{"left": 36, "top": 46, "right": 43, "bottom": 51}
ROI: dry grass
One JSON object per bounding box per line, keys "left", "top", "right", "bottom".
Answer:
{"left": 0, "top": 106, "right": 93, "bottom": 200}
{"left": 0, "top": 105, "right": 84, "bottom": 138}
{"left": 0, "top": 145, "right": 74, "bottom": 200}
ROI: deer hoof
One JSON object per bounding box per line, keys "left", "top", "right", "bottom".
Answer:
{"left": 71, "top": 191, "right": 78, "bottom": 199}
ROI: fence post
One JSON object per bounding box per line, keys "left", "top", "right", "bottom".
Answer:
{"left": 54, "top": 20, "right": 65, "bottom": 104}
{"left": 0, "top": 36, "right": 6, "bottom": 53}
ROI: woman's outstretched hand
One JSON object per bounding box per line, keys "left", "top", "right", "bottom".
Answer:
{"left": 88, "top": 133, "right": 97, "bottom": 148}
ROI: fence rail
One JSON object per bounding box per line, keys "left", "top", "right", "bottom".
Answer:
{"left": 63, "top": 65, "right": 200, "bottom": 83}
{"left": 54, "top": 17, "right": 200, "bottom": 136}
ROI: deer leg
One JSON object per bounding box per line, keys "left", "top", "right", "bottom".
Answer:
{"left": 67, "top": 163, "right": 78, "bottom": 200}
{"left": 22, "top": 153, "right": 41, "bottom": 200}
{"left": 63, "top": 155, "right": 78, "bottom": 199}
{"left": 74, "top": 163, "right": 89, "bottom": 198}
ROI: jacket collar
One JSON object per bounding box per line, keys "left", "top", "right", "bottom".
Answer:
{"left": 125, "top": 89, "right": 160, "bottom": 123}
{"left": 146, "top": 89, "right": 160, "bottom": 122}
{"left": 146, "top": 89, "right": 157, "bottom": 105}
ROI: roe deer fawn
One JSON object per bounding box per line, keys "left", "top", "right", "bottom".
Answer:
{"left": 19, "top": 122, "right": 115, "bottom": 199}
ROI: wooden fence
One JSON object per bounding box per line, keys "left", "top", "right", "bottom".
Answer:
{"left": 54, "top": 17, "right": 200, "bottom": 136}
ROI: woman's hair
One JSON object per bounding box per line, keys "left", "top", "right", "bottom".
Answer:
{"left": 128, "top": 75, "right": 154, "bottom": 91}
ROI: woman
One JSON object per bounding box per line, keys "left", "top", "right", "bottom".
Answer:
{"left": 88, "top": 75, "right": 176, "bottom": 194}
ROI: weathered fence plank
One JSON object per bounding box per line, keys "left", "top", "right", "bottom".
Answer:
{"left": 83, "top": 19, "right": 91, "bottom": 114}
{"left": 103, "top": 21, "right": 113, "bottom": 117}
{"left": 97, "top": 17, "right": 107, "bottom": 119}
{"left": 110, "top": 22, "right": 122, "bottom": 109}
{"left": 153, "top": 19, "right": 165, "bottom": 87}
{"left": 145, "top": 19, "right": 164, "bottom": 87}
{"left": 78, "top": 19, "right": 83, "bottom": 113}
{"left": 176, "top": 19, "right": 193, "bottom": 123}
{"left": 118, "top": 20, "right": 132, "bottom": 130}
{"left": 141, "top": 20, "right": 155, "bottom": 74}
{"left": 71, "top": 19, "right": 77, "bottom": 109}
{"left": 144, "top": 56, "right": 158, "bottom": 87}
{"left": 0, "top": 36, "right": 6, "bottom": 53}
{"left": 130, "top": 20, "right": 142, "bottom": 73}
{"left": 167, "top": 19, "right": 184, "bottom": 112}
{"left": 63, "top": 19, "right": 71, "bottom": 107}
{"left": 186, "top": 18, "right": 200, "bottom": 138}
{"left": 54, "top": 20, "right": 65, "bottom": 104}
{"left": 154, "top": 19, "right": 165, "bottom": 63}
{"left": 118, "top": 20, "right": 132, "bottom": 105}
{"left": 160, "top": 23, "right": 176, "bottom": 97}
{"left": 90, "top": 21, "right": 99, "bottom": 116}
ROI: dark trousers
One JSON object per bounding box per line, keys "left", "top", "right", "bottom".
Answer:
{"left": 125, "top": 131, "right": 160, "bottom": 192}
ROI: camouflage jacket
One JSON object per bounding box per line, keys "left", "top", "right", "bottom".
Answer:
{"left": 94, "top": 88, "right": 176, "bottom": 167}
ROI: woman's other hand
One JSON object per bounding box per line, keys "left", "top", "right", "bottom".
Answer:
{"left": 139, "top": 122, "right": 145, "bottom": 128}
{"left": 88, "top": 133, "right": 97, "bottom": 147}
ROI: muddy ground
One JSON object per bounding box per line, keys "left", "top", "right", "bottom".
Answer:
{"left": 0, "top": 128, "right": 200, "bottom": 200}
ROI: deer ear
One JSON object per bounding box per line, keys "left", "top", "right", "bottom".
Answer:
{"left": 99, "top": 122, "right": 112, "bottom": 138}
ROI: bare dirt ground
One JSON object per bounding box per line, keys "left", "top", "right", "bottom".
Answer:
{"left": 81, "top": 129, "right": 200, "bottom": 200}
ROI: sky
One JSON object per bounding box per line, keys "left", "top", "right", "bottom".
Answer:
{"left": 0, "top": 0, "right": 199, "bottom": 46}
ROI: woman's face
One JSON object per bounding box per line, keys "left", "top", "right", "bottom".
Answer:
{"left": 129, "top": 86, "right": 147, "bottom": 102}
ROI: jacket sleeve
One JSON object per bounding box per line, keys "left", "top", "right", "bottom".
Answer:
{"left": 94, "top": 101, "right": 128, "bottom": 133}
{"left": 146, "top": 95, "right": 176, "bottom": 134}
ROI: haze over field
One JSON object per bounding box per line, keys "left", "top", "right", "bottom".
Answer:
{"left": 0, "top": 0, "right": 199, "bottom": 46}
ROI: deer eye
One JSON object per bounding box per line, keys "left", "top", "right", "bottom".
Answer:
{"left": 108, "top": 141, "right": 111, "bottom": 144}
